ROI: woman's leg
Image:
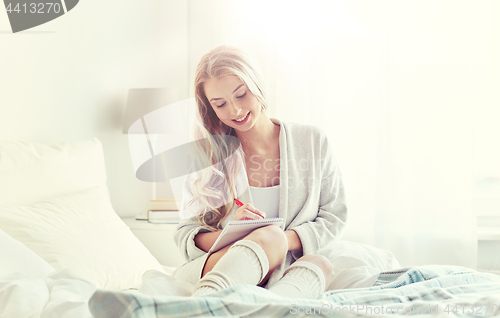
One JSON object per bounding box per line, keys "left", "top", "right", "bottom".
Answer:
{"left": 267, "top": 254, "right": 333, "bottom": 299}
{"left": 192, "top": 225, "right": 287, "bottom": 296}
{"left": 201, "top": 225, "right": 288, "bottom": 278}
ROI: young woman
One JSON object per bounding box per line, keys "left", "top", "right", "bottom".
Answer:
{"left": 173, "top": 46, "right": 347, "bottom": 298}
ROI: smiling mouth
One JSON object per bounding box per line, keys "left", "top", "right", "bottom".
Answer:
{"left": 233, "top": 112, "right": 249, "bottom": 122}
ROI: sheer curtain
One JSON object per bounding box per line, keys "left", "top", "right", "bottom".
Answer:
{"left": 185, "top": 0, "right": 499, "bottom": 268}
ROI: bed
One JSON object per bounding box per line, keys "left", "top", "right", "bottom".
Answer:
{"left": 1, "top": 138, "right": 499, "bottom": 318}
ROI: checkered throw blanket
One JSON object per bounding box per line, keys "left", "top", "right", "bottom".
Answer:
{"left": 89, "top": 265, "right": 500, "bottom": 317}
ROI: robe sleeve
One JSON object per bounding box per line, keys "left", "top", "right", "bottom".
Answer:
{"left": 290, "top": 131, "right": 348, "bottom": 260}
{"left": 173, "top": 173, "right": 212, "bottom": 262}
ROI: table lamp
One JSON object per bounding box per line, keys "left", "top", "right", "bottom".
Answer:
{"left": 122, "top": 87, "right": 182, "bottom": 203}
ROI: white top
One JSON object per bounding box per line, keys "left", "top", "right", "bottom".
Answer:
{"left": 249, "top": 184, "right": 280, "bottom": 219}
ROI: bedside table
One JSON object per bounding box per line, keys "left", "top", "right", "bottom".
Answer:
{"left": 122, "top": 217, "right": 185, "bottom": 267}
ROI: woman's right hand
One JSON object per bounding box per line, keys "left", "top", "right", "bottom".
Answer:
{"left": 233, "top": 203, "right": 266, "bottom": 221}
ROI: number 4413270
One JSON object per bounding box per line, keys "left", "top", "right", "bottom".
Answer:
{"left": 444, "top": 304, "right": 499, "bottom": 315}
{"left": 5, "top": 2, "right": 63, "bottom": 14}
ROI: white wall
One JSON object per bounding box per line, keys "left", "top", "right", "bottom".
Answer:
{"left": 0, "top": 0, "right": 189, "bottom": 217}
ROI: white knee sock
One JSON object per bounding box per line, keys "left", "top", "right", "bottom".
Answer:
{"left": 267, "top": 261, "right": 326, "bottom": 299}
{"left": 192, "top": 240, "right": 269, "bottom": 296}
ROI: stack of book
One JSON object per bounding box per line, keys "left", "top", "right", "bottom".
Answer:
{"left": 149, "top": 199, "right": 181, "bottom": 224}
{"left": 136, "top": 200, "right": 182, "bottom": 224}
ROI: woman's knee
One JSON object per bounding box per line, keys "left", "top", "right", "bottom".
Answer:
{"left": 296, "top": 254, "right": 333, "bottom": 284}
{"left": 244, "top": 225, "right": 287, "bottom": 265}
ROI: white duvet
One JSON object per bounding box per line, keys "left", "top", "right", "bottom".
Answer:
{"left": 0, "top": 266, "right": 192, "bottom": 318}
{"left": 0, "top": 269, "right": 95, "bottom": 318}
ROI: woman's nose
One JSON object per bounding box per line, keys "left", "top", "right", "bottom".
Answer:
{"left": 228, "top": 101, "right": 243, "bottom": 115}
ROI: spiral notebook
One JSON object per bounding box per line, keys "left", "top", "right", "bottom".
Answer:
{"left": 208, "top": 218, "right": 284, "bottom": 254}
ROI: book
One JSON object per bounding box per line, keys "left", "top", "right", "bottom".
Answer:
{"left": 150, "top": 200, "right": 181, "bottom": 211}
{"left": 147, "top": 210, "right": 181, "bottom": 224}
{"left": 135, "top": 210, "right": 148, "bottom": 221}
{"left": 208, "top": 218, "right": 284, "bottom": 254}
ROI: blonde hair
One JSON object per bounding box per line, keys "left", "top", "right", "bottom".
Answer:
{"left": 188, "top": 46, "right": 268, "bottom": 230}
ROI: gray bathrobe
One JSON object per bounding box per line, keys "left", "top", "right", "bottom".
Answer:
{"left": 172, "top": 117, "right": 347, "bottom": 288}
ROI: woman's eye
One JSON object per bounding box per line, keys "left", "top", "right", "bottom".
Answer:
{"left": 237, "top": 92, "right": 247, "bottom": 99}
{"left": 216, "top": 102, "right": 226, "bottom": 108}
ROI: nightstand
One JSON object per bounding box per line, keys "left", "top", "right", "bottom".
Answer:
{"left": 122, "top": 217, "right": 185, "bottom": 267}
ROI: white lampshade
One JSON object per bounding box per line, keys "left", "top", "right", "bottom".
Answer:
{"left": 122, "top": 88, "right": 180, "bottom": 134}
{"left": 123, "top": 87, "right": 195, "bottom": 183}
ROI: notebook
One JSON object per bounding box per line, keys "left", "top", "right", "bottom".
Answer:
{"left": 208, "top": 218, "right": 284, "bottom": 254}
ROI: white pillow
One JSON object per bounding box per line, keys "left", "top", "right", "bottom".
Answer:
{"left": 0, "top": 138, "right": 107, "bottom": 206}
{"left": 319, "top": 240, "right": 401, "bottom": 290}
{"left": 0, "top": 186, "right": 165, "bottom": 290}
{"left": 0, "top": 228, "right": 55, "bottom": 279}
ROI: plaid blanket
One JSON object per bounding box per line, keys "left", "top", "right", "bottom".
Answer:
{"left": 88, "top": 265, "right": 500, "bottom": 318}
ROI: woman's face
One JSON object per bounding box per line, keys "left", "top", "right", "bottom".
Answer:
{"left": 203, "top": 75, "right": 262, "bottom": 132}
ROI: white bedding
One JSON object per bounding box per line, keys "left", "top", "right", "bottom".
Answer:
{"left": 0, "top": 269, "right": 96, "bottom": 318}
{"left": 0, "top": 139, "right": 167, "bottom": 291}
{"left": 0, "top": 263, "right": 381, "bottom": 317}
{"left": 0, "top": 267, "right": 185, "bottom": 317}
{"left": 0, "top": 186, "right": 166, "bottom": 290}
{"left": 0, "top": 266, "right": 181, "bottom": 318}
{"left": 0, "top": 138, "right": 401, "bottom": 317}
{"left": 89, "top": 266, "right": 500, "bottom": 318}
{"left": 6, "top": 263, "right": 496, "bottom": 318}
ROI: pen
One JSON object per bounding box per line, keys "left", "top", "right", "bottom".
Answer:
{"left": 234, "top": 199, "right": 264, "bottom": 219}
{"left": 234, "top": 198, "right": 244, "bottom": 207}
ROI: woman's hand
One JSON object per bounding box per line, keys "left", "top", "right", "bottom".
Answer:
{"left": 284, "top": 229, "right": 302, "bottom": 252}
{"left": 233, "top": 203, "right": 266, "bottom": 221}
